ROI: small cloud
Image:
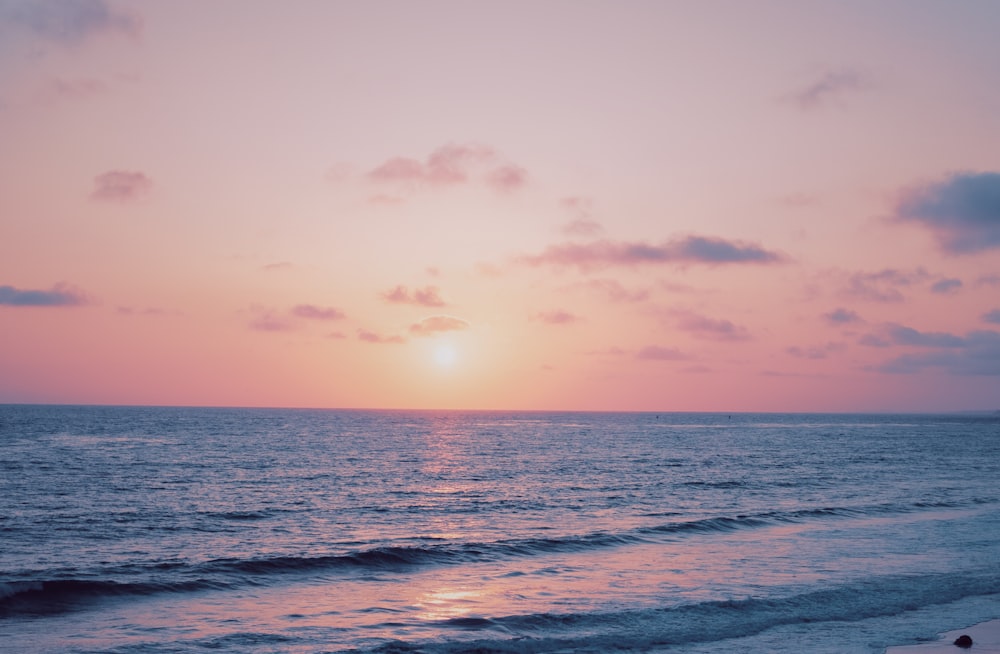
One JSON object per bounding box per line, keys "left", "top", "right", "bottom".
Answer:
{"left": 587, "top": 346, "right": 628, "bottom": 357}
{"left": 976, "top": 274, "right": 1000, "bottom": 287}
{"left": 381, "top": 285, "right": 446, "bottom": 307}
{"left": 91, "top": 170, "right": 152, "bottom": 202}
{"left": 366, "top": 144, "right": 525, "bottom": 194}
{"left": 2, "top": 0, "right": 141, "bottom": 46}
{"left": 486, "top": 165, "right": 527, "bottom": 192}
{"left": 326, "top": 331, "right": 347, "bottom": 339}
{"left": 636, "top": 345, "right": 689, "bottom": 361}
{"left": 983, "top": 309, "right": 1000, "bottom": 325}
{"left": 886, "top": 323, "right": 965, "bottom": 348}
{"left": 870, "top": 330, "right": 1000, "bottom": 376}
{"left": 249, "top": 311, "right": 294, "bottom": 332}
{"left": 581, "top": 279, "right": 649, "bottom": 303}
{"left": 36, "top": 76, "right": 109, "bottom": 103}
{"left": 786, "top": 68, "right": 869, "bottom": 111}
{"left": 0, "top": 282, "right": 88, "bottom": 307}
{"left": 535, "top": 310, "right": 580, "bottom": 325}
{"left": 823, "top": 307, "right": 862, "bottom": 324}
{"left": 786, "top": 342, "right": 845, "bottom": 359}
{"left": 859, "top": 333, "right": 891, "bottom": 348}
{"left": 291, "top": 304, "right": 345, "bottom": 320}
{"left": 894, "top": 171, "right": 1000, "bottom": 254}
{"left": 671, "top": 310, "right": 751, "bottom": 341}
{"left": 562, "top": 218, "right": 605, "bottom": 237}
{"left": 261, "top": 261, "right": 294, "bottom": 272}
{"left": 116, "top": 306, "right": 169, "bottom": 317}
{"left": 521, "top": 235, "right": 786, "bottom": 271}
{"left": 358, "top": 329, "right": 405, "bottom": 344}
{"left": 839, "top": 268, "right": 930, "bottom": 303}
{"left": 408, "top": 315, "right": 469, "bottom": 336}
{"left": 930, "top": 278, "right": 962, "bottom": 294}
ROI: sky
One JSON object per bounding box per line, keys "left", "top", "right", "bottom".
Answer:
{"left": 1, "top": 0, "right": 999, "bottom": 412}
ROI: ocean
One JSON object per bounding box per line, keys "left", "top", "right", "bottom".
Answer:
{"left": 1, "top": 406, "right": 998, "bottom": 653}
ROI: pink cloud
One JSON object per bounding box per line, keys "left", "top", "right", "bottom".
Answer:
{"left": 786, "top": 68, "right": 869, "bottom": 111}
{"left": 366, "top": 143, "right": 525, "bottom": 194}
{"left": 636, "top": 345, "right": 690, "bottom": 361}
{"left": 91, "top": 170, "right": 152, "bottom": 202}
{"left": 291, "top": 304, "right": 345, "bottom": 320}
{"left": 786, "top": 342, "right": 846, "bottom": 359}
{"left": 261, "top": 261, "right": 294, "bottom": 272}
{"left": 581, "top": 279, "right": 649, "bottom": 303}
{"left": 408, "top": 315, "right": 469, "bottom": 336}
{"left": 486, "top": 165, "right": 528, "bottom": 192}
{"left": 381, "top": 285, "right": 446, "bottom": 307}
{"left": 249, "top": 311, "right": 294, "bottom": 332}
{"left": 671, "top": 310, "right": 751, "bottom": 341}
{"left": 535, "top": 309, "right": 580, "bottom": 325}
{"left": 358, "top": 329, "right": 405, "bottom": 344}
{"left": 521, "top": 236, "right": 786, "bottom": 271}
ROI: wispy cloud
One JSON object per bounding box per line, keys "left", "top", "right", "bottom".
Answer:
{"left": 560, "top": 197, "right": 604, "bottom": 237}
{"left": 90, "top": 170, "right": 152, "bottom": 202}
{"left": 894, "top": 171, "right": 1000, "bottom": 254}
{"left": 871, "top": 330, "right": 1000, "bottom": 376}
{"left": 249, "top": 310, "right": 294, "bottom": 332}
{"left": 381, "top": 285, "right": 446, "bottom": 307}
{"left": 366, "top": 144, "right": 525, "bottom": 194}
{"left": 786, "top": 342, "right": 846, "bottom": 359}
{"left": 0, "top": 283, "right": 88, "bottom": 307}
{"left": 261, "top": 261, "right": 294, "bottom": 272}
{"left": 2, "top": 0, "right": 141, "bottom": 46}
{"left": 670, "top": 310, "right": 751, "bottom": 341}
{"left": 408, "top": 315, "right": 469, "bottom": 336}
{"left": 983, "top": 309, "right": 1000, "bottom": 325}
{"left": 535, "top": 309, "right": 581, "bottom": 325}
{"left": 636, "top": 345, "right": 690, "bottom": 361}
{"left": 786, "top": 67, "right": 869, "bottom": 110}
{"left": 839, "top": 268, "right": 931, "bottom": 303}
{"left": 291, "top": 304, "right": 345, "bottom": 320}
{"left": 358, "top": 329, "right": 405, "bottom": 344}
{"left": 579, "top": 279, "right": 649, "bottom": 303}
{"left": 930, "top": 278, "right": 962, "bottom": 294}
{"left": 823, "top": 307, "right": 862, "bottom": 325}
{"left": 521, "top": 235, "right": 786, "bottom": 271}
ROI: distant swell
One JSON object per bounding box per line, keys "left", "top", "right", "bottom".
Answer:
{"left": 0, "top": 578, "right": 226, "bottom": 617}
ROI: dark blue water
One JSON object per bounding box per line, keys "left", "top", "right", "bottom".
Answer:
{"left": 1, "top": 406, "right": 998, "bottom": 652}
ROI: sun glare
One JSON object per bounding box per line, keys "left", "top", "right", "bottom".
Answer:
{"left": 433, "top": 343, "right": 458, "bottom": 368}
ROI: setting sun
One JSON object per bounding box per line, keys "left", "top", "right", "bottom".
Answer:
{"left": 433, "top": 343, "right": 458, "bottom": 368}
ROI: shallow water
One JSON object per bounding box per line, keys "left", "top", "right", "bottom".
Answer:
{"left": 1, "top": 406, "right": 998, "bottom": 652}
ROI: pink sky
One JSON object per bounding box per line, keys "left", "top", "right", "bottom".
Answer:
{"left": 1, "top": 0, "right": 999, "bottom": 411}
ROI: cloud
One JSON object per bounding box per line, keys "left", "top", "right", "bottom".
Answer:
{"left": 521, "top": 235, "right": 785, "bottom": 271}
{"left": 823, "top": 307, "right": 862, "bottom": 324}
{"left": 839, "top": 268, "right": 930, "bottom": 303}
{"left": 983, "top": 309, "right": 1000, "bottom": 325}
{"left": 486, "top": 165, "right": 528, "bottom": 192}
{"left": 636, "top": 345, "right": 690, "bottom": 361}
{"left": 671, "top": 310, "right": 751, "bottom": 341}
{"left": 535, "top": 310, "right": 580, "bottom": 325}
{"left": 786, "top": 342, "right": 846, "bottom": 359}
{"left": 408, "top": 315, "right": 469, "bottom": 336}
{"left": 291, "top": 304, "right": 345, "bottom": 320}
{"left": 2, "top": 0, "right": 141, "bottom": 45}
{"left": 581, "top": 279, "right": 649, "bottom": 303}
{"left": 787, "top": 68, "right": 868, "bottom": 110}
{"left": 886, "top": 324, "right": 966, "bottom": 348}
{"left": 249, "top": 311, "right": 294, "bottom": 332}
{"left": 91, "top": 170, "right": 152, "bottom": 202}
{"left": 976, "top": 274, "right": 1000, "bottom": 287}
{"left": 381, "top": 285, "right": 446, "bottom": 307}
{"left": 930, "top": 278, "right": 962, "bottom": 294}
{"left": 358, "top": 329, "right": 405, "bottom": 344}
{"left": 261, "top": 261, "right": 294, "bottom": 272}
{"left": 560, "top": 197, "right": 604, "bottom": 237}
{"left": 0, "top": 282, "right": 88, "bottom": 306}
{"left": 894, "top": 171, "right": 1000, "bottom": 254}
{"left": 366, "top": 143, "right": 525, "bottom": 194}
{"left": 872, "top": 330, "right": 1000, "bottom": 376}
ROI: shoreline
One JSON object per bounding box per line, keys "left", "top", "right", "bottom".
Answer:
{"left": 886, "top": 619, "right": 1000, "bottom": 653}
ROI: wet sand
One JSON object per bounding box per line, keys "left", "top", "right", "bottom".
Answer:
{"left": 887, "top": 619, "right": 1000, "bottom": 653}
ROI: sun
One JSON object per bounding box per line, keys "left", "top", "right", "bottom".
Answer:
{"left": 433, "top": 343, "right": 458, "bottom": 368}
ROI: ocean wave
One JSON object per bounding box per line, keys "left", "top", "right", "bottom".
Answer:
{"left": 366, "top": 570, "right": 1000, "bottom": 653}
{"left": 3, "top": 497, "right": 988, "bottom": 618}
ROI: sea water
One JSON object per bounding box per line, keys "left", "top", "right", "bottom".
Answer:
{"left": 1, "top": 406, "right": 997, "bottom": 653}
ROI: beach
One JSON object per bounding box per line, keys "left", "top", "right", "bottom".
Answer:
{"left": 887, "top": 619, "right": 1000, "bottom": 653}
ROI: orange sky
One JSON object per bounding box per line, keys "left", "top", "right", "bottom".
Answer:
{"left": 1, "top": 1, "right": 999, "bottom": 411}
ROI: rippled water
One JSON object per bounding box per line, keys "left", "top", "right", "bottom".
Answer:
{"left": 1, "top": 406, "right": 998, "bottom": 652}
